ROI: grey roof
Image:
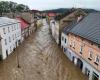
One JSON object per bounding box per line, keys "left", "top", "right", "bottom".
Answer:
{"left": 63, "top": 20, "right": 78, "bottom": 35}
{"left": 0, "top": 17, "right": 20, "bottom": 27}
{"left": 70, "top": 13, "right": 100, "bottom": 44}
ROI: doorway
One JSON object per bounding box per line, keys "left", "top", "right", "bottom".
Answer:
{"left": 6, "top": 50, "right": 8, "bottom": 57}
{"left": 92, "top": 72, "right": 99, "bottom": 80}
{"left": 77, "top": 58, "right": 83, "bottom": 70}
{"left": 16, "top": 41, "right": 17, "bottom": 47}
{"left": 72, "top": 56, "right": 75, "bottom": 63}
{"left": 85, "top": 68, "right": 90, "bottom": 77}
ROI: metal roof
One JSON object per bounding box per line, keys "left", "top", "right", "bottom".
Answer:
{"left": 0, "top": 17, "right": 20, "bottom": 27}
{"left": 70, "top": 13, "right": 100, "bottom": 44}
{"left": 63, "top": 20, "right": 78, "bottom": 35}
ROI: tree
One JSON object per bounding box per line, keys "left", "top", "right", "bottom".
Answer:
{"left": 16, "top": 4, "right": 29, "bottom": 12}
{"left": 9, "top": 1, "right": 17, "bottom": 13}
{"left": 0, "top": 1, "right": 30, "bottom": 16}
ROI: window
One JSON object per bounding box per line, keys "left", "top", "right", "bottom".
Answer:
{"left": 5, "top": 39, "right": 7, "bottom": 45}
{"left": 14, "top": 26, "right": 16, "bottom": 30}
{"left": 9, "top": 37, "right": 11, "bottom": 42}
{"left": 94, "top": 55, "right": 100, "bottom": 65}
{"left": 72, "top": 41, "right": 75, "bottom": 49}
{"left": 98, "top": 45, "right": 100, "bottom": 48}
{"left": 13, "top": 26, "right": 14, "bottom": 31}
{"left": 80, "top": 45, "right": 83, "bottom": 54}
{"left": 17, "top": 25, "right": 19, "bottom": 29}
{"left": 52, "top": 21, "right": 55, "bottom": 25}
{"left": 10, "top": 46, "right": 12, "bottom": 51}
{"left": 65, "top": 38, "right": 66, "bottom": 43}
{"left": 12, "top": 26, "right": 13, "bottom": 31}
{"left": 12, "top": 34, "right": 14, "bottom": 40}
{"left": 8, "top": 27, "right": 10, "bottom": 32}
{"left": 62, "top": 36, "right": 64, "bottom": 41}
{"left": 70, "top": 40, "right": 72, "bottom": 47}
{"left": 85, "top": 68, "right": 90, "bottom": 77}
{"left": 88, "top": 49, "right": 93, "bottom": 60}
{"left": 15, "top": 34, "right": 16, "bottom": 38}
{"left": 92, "top": 72, "right": 99, "bottom": 80}
{"left": 3, "top": 28, "right": 6, "bottom": 34}
{"left": 64, "top": 48, "right": 66, "bottom": 52}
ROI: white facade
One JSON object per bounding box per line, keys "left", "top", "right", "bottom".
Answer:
{"left": 61, "top": 32, "right": 68, "bottom": 52}
{"left": 0, "top": 17, "right": 21, "bottom": 60}
{"left": 50, "top": 20, "right": 59, "bottom": 44}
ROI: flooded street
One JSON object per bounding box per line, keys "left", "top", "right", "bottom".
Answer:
{"left": 0, "top": 19, "right": 88, "bottom": 80}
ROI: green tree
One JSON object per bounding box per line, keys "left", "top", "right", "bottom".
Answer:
{"left": 0, "top": 1, "right": 30, "bottom": 16}
{"left": 16, "top": 4, "right": 29, "bottom": 12}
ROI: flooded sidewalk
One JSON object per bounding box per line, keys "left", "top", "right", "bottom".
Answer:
{"left": 0, "top": 19, "right": 88, "bottom": 80}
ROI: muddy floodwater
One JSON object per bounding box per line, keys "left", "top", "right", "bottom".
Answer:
{"left": 0, "top": 19, "right": 88, "bottom": 80}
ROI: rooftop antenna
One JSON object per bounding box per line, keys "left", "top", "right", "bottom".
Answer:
{"left": 73, "top": 0, "right": 78, "bottom": 9}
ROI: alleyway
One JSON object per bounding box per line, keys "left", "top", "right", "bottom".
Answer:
{"left": 0, "top": 19, "right": 88, "bottom": 80}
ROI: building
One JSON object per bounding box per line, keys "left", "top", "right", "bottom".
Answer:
{"left": 19, "top": 12, "right": 35, "bottom": 35}
{"left": 50, "top": 9, "right": 86, "bottom": 45}
{"left": 16, "top": 17, "right": 30, "bottom": 41}
{"left": 2, "top": 11, "right": 35, "bottom": 35}
{"left": 50, "top": 20, "right": 59, "bottom": 44}
{"left": 62, "top": 13, "right": 100, "bottom": 80}
{"left": 61, "top": 21, "right": 77, "bottom": 54}
{"left": 0, "top": 17, "right": 21, "bottom": 60}
{"left": 47, "top": 12, "right": 57, "bottom": 20}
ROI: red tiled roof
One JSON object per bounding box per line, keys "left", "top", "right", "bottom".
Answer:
{"left": 47, "top": 13, "right": 56, "bottom": 17}
{"left": 16, "top": 17, "right": 29, "bottom": 30}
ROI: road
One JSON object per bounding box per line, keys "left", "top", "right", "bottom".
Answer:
{"left": 0, "top": 19, "right": 88, "bottom": 80}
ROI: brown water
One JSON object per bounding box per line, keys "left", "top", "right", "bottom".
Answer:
{"left": 0, "top": 19, "right": 88, "bottom": 80}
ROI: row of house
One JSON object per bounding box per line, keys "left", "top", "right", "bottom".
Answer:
{"left": 0, "top": 17, "right": 21, "bottom": 60}
{"left": 0, "top": 16, "right": 36, "bottom": 60}
{"left": 49, "top": 10, "right": 100, "bottom": 80}
{"left": 50, "top": 9, "right": 86, "bottom": 45}
{"left": 0, "top": 9, "right": 43, "bottom": 60}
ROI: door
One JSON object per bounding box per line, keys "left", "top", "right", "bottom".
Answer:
{"left": 72, "top": 56, "right": 75, "bottom": 63}
{"left": 16, "top": 41, "right": 17, "bottom": 47}
{"left": 72, "top": 56, "right": 77, "bottom": 65}
{"left": 85, "top": 68, "right": 90, "bottom": 77}
{"left": 77, "top": 58, "right": 83, "bottom": 70}
{"left": 6, "top": 50, "right": 8, "bottom": 57}
{"left": 92, "top": 72, "right": 99, "bottom": 80}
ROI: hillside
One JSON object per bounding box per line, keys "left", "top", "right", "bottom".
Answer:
{"left": 42, "top": 8, "right": 99, "bottom": 13}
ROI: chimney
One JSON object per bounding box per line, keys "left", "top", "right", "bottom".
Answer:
{"left": 77, "top": 15, "right": 83, "bottom": 22}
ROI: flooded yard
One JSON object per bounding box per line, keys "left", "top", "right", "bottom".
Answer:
{"left": 0, "top": 19, "right": 88, "bottom": 80}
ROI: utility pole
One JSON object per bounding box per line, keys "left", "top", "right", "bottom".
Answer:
{"left": 73, "top": 0, "right": 77, "bottom": 8}
{"left": 16, "top": 42, "right": 21, "bottom": 68}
